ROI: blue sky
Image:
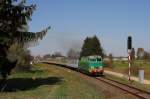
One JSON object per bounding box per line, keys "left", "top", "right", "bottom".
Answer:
{"left": 28, "top": 0, "right": 150, "bottom": 57}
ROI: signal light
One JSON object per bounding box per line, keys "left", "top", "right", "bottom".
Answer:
{"left": 127, "top": 36, "right": 132, "bottom": 50}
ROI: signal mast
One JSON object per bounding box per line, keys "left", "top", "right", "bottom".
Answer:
{"left": 127, "top": 36, "right": 132, "bottom": 81}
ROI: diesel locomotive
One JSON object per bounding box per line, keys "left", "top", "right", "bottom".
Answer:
{"left": 78, "top": 55, "right": 104, "bottom": 75}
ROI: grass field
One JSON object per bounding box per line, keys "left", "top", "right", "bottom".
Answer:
{"left": 105, "top": 73, "right": 150, "bottom": 93}
{"left": 105, "top": 60, "right": 150, "bottom": 80}
{"left": 0, "top": 63, "right": 138, "bottom": 99}
{"left": 0, "top": 63, "right": 127, "bottom": 99}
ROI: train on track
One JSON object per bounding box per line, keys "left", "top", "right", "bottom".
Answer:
{"left": 78, "top": 55, "right": 104, "bottom": 76}
{"left": 42, "top": 56, "right": 150, "bottom": 98}
{"left": 42, "top": 55, "right": 104, "bottom": 76}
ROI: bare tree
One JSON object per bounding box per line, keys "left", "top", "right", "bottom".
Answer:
{"left": 67, "top": 48, "right": 80, "bottom": 59}
{"left": 137, "top": 48, "right": 144, "bottom": 59}
{"left": 131, "top": 48, "right": 135, "bottom": 62}
{"left": 108, "top": 53, "right": 113, "bottom": 68}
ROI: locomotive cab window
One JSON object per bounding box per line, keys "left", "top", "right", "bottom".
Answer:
{"left": 97, "top": 58, "right": 101, "bottom": 61}
{"left": 90, "top": 59, "right": 96, "bottom": 61}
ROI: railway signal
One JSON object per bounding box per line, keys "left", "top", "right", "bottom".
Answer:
{"left": 127, "top": 36, "right": 132, "bottom": 52}
{"left": 127, "top": 36, "right": 132, "bottom": 81}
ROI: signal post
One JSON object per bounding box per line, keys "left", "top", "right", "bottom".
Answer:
{"left": 127, "top": 36, "right": 132, "bottom": 81}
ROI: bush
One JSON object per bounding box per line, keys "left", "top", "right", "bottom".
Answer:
{"left": 124, "top": 65, "right": 139, "bottom": 76}
{"left": 121, "top": 60, "right": 126, "bottom": 64}
{"left": 8, "top": 43, "right": 32, "bottom": 72}
{"left": 103, "top": 60, "right": 113, "bottom": 68}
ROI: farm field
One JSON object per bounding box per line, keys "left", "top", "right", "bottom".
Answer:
{"left": 0, "top": 63, "right": 137, "bottom": 99}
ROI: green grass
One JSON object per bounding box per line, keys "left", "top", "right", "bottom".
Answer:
{"left": 0, "top": 63, "right": 141, "bottom": 99}
{"left": 103, "top": 60, "right": 150, "bottom": 93}
{"left": 105, "top": 60, "right": 150, "bottom": 79}
{"left": 105, "top": 73, "right": 150, "bottom": 93}
{"left": 0, "top": 63, "right": 107, "bottom": 99}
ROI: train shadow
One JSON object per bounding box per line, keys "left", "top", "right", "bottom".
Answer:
{"left": 0, "top": 76, "right": 63, "bottom": 92}
{"left": 88, "top": 74, "right": 105, "bottom": 77}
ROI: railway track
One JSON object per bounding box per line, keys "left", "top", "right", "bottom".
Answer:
{"left": 43, "top": 61, "right": 150, "bottom": 99}
{"left": 96, "top": 77, "right": 150, "bottom": 99}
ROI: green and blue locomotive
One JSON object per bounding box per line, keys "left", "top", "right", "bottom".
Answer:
{"left": 78, "top": 55, "right": 104, "bottom": 75}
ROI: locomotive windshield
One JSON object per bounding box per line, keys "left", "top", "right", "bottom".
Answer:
{"left": 88, "top": 56, "right": 102, "bottom": 62}
{"left": 89, "top": 59, "right": 96, "bottom": 61}
{"left": 97, "top": 58, "right": 101, "bottom": 61}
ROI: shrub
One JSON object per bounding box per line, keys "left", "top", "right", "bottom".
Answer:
{"left": 103, "top": 60, "right": 113, "bottom": 68}
{"left": 8, "top": 43, "right": 32, "bottom": 72}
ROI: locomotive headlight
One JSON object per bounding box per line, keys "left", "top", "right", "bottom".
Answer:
{"left": 99, "top": 66, "right": 102, "bottom": 69}
{"left": 89, "top": 67, "right": 94, "bottom": 72}
{"left": 91, "top": 67, "right": 94, "bottom": 69}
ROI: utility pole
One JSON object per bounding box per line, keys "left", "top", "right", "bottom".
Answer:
{"left": 127, "top": 36, "right": 132, "bottom": 81}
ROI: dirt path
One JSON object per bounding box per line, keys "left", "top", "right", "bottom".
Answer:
{"left": 104, "top": 70, "right": 150, "bottom": 84}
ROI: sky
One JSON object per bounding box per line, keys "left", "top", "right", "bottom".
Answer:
{"left": 28, "top": 0, "right": 150, "bottom": 57}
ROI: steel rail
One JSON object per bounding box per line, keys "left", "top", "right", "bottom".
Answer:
{"left": 43, "top": 61, "right": 150, "bottom": 99}
{"left": 96, "top": 77, "right": 150, "bottom": 99}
